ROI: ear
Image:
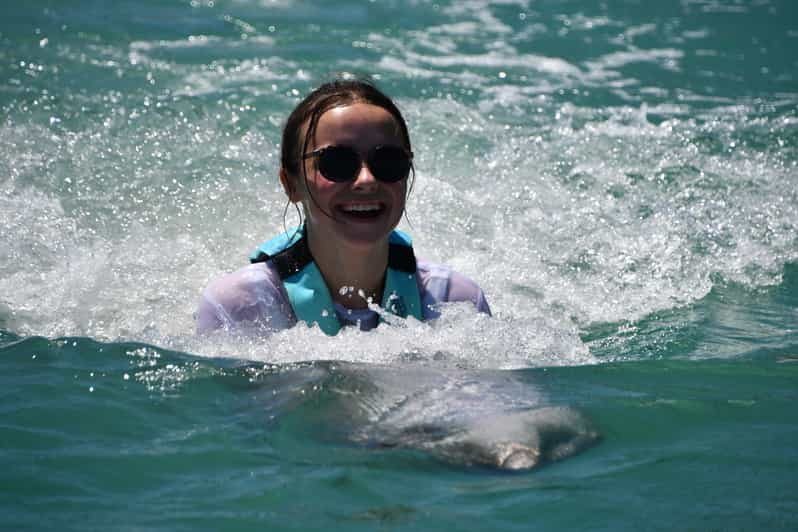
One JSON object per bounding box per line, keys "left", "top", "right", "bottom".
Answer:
{"left": 279, "top": 167, "right": 301, "bottom": 203}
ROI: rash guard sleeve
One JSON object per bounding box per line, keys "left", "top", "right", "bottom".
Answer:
{"left": 195, "top": 262, "right": 295, "bottom": 334}
{"left": 416, "top": 259, "right": 492, "bottom": 318}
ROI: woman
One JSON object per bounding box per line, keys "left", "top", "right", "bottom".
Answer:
{"left": 196, "top": 79, "right": 490, "bottom": 335}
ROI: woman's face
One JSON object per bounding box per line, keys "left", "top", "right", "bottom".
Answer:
{"left": 295, "top": 103, "right": 409, "bottom": 250}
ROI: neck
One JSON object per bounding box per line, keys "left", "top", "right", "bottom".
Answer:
{"left": 306, "top": 228, "right": 390, "bottom": 310}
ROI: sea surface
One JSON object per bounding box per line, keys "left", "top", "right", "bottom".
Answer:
{"left": 2, "top": 1, "right": 797, "bottom": 530}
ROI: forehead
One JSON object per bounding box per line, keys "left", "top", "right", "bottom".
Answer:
{"left": 313, "top": 103, "right": 403, "bottom": 148}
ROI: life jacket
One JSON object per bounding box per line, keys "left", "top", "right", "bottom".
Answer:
{"left": 250, "top": 226, "right": 424, "bottom": 335}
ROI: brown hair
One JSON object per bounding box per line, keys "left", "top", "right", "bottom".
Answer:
{"left": 281, "top": 78, "right": 414, "bottom": 182}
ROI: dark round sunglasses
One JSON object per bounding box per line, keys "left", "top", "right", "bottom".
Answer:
{"left": 302, "top": 144, "right": 413, "bottom": 183}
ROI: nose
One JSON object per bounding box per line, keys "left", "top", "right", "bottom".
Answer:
{"left": 352, "top": 162, "right": 378, "bottom": 191}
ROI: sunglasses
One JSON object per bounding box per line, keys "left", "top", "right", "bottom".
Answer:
{"left": 302, "top": 144, "right": 413, "bottom": 183}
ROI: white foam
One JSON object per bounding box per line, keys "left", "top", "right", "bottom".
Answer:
{"left": 2, "top": 4, "right": 796, "bottom": 369}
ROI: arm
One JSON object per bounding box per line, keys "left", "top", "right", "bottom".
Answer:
{"left": 416, "top": 260, "right": 492, "bottom": 319}
{"left": 195, "top": 262, "right": 296, "bottom": 334}
{"left": 447, "top": 270, "right": 492, "bottom": 316}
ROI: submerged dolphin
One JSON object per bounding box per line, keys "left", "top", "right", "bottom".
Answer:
{"left": 259, "top": 361, "right": 600, "bottom": 471}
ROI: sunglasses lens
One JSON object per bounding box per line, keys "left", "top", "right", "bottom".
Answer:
{"left": 369, "top": 145, "right": 411, "bottom": 183}
{"left": 314, "top": 145, "right": 410, "bottom": 183}
{"left": 317, "top": 146, "right": 361, "bottom": 183}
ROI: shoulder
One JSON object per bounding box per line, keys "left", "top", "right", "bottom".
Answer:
{"left": 196, "top": 262, "right": 294, "bottom": 333}
{"left": 416, "top": 259, "right": 492, "bottom": 316}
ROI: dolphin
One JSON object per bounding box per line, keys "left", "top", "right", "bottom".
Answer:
{"left": 259, "top": 360, "right": 600, "bottom": 471}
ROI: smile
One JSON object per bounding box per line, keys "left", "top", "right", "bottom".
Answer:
{"left": 336, "top": 202, "right": 386, "bottom": 218}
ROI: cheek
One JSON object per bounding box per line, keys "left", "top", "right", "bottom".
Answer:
{"left": 392, "top": 181, "right": 408, "bottom": 203}
{"left": 387, "top": 182, "right": 408, "bottom": 218}
{"left": 301, "top": 172, "right": 340, "bottom": 208}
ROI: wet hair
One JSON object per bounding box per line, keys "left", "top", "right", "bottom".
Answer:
{"left": 281, "top": 78, "right": 413, "bottom": 180}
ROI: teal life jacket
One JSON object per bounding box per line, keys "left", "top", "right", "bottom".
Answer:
{"left": 249, "top": 226, "right": 424, "bottom": 336}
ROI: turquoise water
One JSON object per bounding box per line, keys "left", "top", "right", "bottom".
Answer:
{"left": 2, "top": 0, "right": 797, "bottom": 530}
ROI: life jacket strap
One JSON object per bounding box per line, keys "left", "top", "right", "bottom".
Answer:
{"left": 249, "top": 226, "right": 423, "bottom": 334}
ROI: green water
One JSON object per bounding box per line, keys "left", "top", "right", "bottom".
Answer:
{"left": 3, "top": 327, "right": 797, "bottom": 530}
{"left": 2, "top": 0, "right": 798, "bottom": 530}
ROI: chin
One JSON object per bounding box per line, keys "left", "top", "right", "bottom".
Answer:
{"left": 330, "top": 209, "right": 399, "bottom": 242}
{"left": 306, "top": 206, "right": 402, "bottom": 250}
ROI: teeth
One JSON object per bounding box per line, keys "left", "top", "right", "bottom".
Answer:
{"left": 342, "top": 204, "right": 380, "bottom": 212}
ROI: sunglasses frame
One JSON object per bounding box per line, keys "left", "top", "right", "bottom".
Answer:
{"left": 302, "top": 144, "right": 414, "bottom": 184}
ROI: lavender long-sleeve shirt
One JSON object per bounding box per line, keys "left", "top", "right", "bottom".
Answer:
{"left": 196, "top": 259, "right": 491, "bottom": 334}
